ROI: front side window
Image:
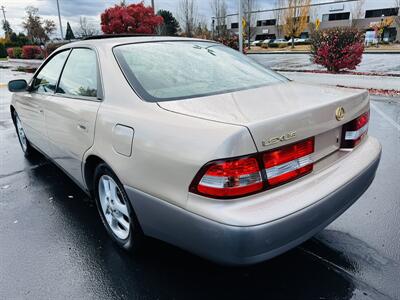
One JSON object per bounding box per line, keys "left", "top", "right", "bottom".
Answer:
{"left": 114, "top": 41, "right": 287, "bottom": 102}
{"left": 32, "top": 50, "right": 69, "bottom": 94}
{"left": 57, "top": 48, "right": 98, "bottom": 98}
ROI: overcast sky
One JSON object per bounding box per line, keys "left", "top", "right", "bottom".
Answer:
{"left": 0, "top": 0, "right": 280, "bottom": 38}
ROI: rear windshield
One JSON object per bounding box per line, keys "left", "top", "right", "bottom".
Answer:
{"left": 113, "top": 41, "right": 287, "bottom": 102}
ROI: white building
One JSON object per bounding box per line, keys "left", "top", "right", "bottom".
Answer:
{"left": 226, "top": 0, "right": 399, "bottom": 41}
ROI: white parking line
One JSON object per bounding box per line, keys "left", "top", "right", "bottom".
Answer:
{"left": 371, "top": 103, "right": 400, "bottom": 131}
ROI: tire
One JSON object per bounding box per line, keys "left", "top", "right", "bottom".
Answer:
{"left": 13, "top": 111, "right": 36, "bottom": 158}
{"left": 94, "top": 163, "right": 144, "bottom": 252}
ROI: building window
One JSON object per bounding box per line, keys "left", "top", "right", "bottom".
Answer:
{"left": 231, "top": 22, "right": 238, "bottom": 29}
{"left": 293, "top": 16, "right": 310, "bottom": 23}
{"left": 322, "top": 12, "right": 350, "bottom": 21}
{"left": 255, "top": 34, "right": 276, "bottom": 40}
{"left": 365, "top": 8, "right": 399, "bottom": 18}
{"left": 216, "top": 24, "right": 227, "bottom": 31}
{"left": 256, "top": 19, "right": 277, "bottom": 26}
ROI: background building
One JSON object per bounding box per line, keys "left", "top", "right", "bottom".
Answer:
{"left": 227, "top": 0, "right": 399, "bottom": 42}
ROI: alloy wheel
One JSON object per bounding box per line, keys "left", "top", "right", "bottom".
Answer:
{"left": 15, "top": 115, "right": 28, "bottom": 153}
{"left": 98, "top": 175, "right": 131, "bottom": 240}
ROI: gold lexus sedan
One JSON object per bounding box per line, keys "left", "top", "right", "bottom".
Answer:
{"left": 8, "top": 36, "right": 381, "bottom": 265}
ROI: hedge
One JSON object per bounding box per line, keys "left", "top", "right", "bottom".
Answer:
{"left": 6, "top": 47, "right": 23, "bottom": 58}
{"left": 22, "top": 45, "right": 44, "bottom": 59}
{"left": 0, "top": 44, "right": 6, "bottom": 58}
{"left": 268, "top": 43, "right": 288, "bottom": 48}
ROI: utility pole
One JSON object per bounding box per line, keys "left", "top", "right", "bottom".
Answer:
{"left": 56, "top": 0, "right": 64, "bottom": 40}
{"left": 247, "top": 0, "right": 251, "bottom": 48}
{"left": 1, "top": 5, "right": 8, "bottom": 38}
{"left": 1, "top": 6, "right": 6, "bottom": 23}
{"left": 238, "top": 0, "right": 243, "bottom": 52}
{"left": 212, "top": 18, "right": 215, "bottom": 39}
{"left": 151, "top": 0, "right": 155, "bottom": 13}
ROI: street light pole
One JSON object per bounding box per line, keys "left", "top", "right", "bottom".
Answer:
{"left": 151, "top": 0, "right": 155, "bottom": 13}
{"left": 238, "top": 0, "right": 243, "bottom": 52}
{"left": 56, "top": 0, "right": 64, "bottom": 40}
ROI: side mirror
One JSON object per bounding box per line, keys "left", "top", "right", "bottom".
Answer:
{"left": 8, "top": 79, "right": 28, "bottom": 92}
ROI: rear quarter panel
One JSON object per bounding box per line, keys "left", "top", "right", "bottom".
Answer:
{"left": 85, "top": 45, "right": 257, "bottom": 208}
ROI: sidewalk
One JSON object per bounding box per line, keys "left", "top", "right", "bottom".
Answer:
{"left": 280, "top": 71, "right": 400, "bottom": 91}
{"left": 248, "top": 50, "right": 400, "bottom": 55}
{"left": 248, "top": 44, "right": 400, "bottom": 55}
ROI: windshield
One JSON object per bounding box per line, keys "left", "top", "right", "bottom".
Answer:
{"left": 113, "top": 41, "right": 287, "bottom": 102}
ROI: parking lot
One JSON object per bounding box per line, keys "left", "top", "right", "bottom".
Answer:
{"left": 1, "top": 67, "right": 400, "bottom": 299}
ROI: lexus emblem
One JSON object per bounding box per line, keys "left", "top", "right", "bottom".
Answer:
{"left": 335, "top": 107, "right": 345, "bottom": 121}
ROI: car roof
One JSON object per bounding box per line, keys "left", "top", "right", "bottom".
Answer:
{"left": 57, "top": 35, "right": 215, "bottom": 51}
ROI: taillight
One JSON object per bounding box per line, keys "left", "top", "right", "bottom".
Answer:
{"left": 263, "top": 138, "right": 314, "bottom": 187}
{"left": 190, "top": 138, "right": 315, "bottom": 199}
{"left": 341, "top": 111, "right": 369, "bottom": 148}
{"left": 191, "top": 156, "right": 263, "bottom": 198}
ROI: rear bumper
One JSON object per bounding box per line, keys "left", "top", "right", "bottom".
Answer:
{"left": 125, "top": 140, "right": 381, "bottom": 266}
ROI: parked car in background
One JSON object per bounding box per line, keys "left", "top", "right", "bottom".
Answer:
{"left": 261, "top": 39, "right": 274, "bottom": 46}
{"left": 9, "top": 36, "right": 381, "bottom": 265}
{"left": 294, "top": 38, "right": 309, "bottom": 44}
{"left": 274, "top": 38, "right": 289, "bottom": 44}
{"left": 251, "top": 40, "right": 263, "bottom": 47}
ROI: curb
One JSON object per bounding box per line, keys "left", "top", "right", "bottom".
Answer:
{"left": 273, "top": 68, "right": 400, "bottom": 78}
{"left": 279, "top": 71, "right": 400, "bottom": 94}
{"left": 7, "top": 58, "right": 43, "bottom": 64}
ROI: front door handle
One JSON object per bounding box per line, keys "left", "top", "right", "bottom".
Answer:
{"left": 77, "top": 124, "right": 88, "bottom": 132}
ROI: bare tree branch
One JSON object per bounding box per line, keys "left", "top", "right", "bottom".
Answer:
{"left": 76, "top": 17, "right": 99, "bottom": 37}
{"left": 177, "top": 0, "right": 198, "bottom": 37}
{"left": 210, "top": 0, "right": 227, "bottom": 38}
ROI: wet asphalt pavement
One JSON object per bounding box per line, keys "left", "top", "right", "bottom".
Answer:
{"left": 1, "top": 68, "right": 400, "bottom": 299}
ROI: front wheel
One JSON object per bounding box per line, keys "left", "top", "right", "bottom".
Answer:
{"left": 13, "top": 111, "right": 35, "bottom": 157}
{"left": 94, "top": 163, "right": 144, "bottom": 252}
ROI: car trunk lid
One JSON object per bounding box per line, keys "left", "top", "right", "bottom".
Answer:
{"left": 158, "top": 81, "right": 369, "bottom": 161}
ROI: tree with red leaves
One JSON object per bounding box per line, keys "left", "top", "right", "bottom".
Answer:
{"left": 310, "top": 27, "right": 364, "bottom": 73}
{"left": 101, "top": 2, "right": 163, "bottom": 34}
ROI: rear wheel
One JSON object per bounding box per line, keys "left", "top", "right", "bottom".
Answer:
{"left": 94, "top": 163, "right": 143, "bottom": 252}
{"left": 13, "top": 111, "right": 35, "bottom": 157}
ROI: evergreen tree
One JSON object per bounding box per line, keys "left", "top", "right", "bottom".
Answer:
{"left": 2, "top": 20, "right": 13, "bottom": 37}
{"left": 65, "top": 22, "right": 75, "bottom": 40}
{"left": 157, "top": 10, "right": 180, "bottom": 36}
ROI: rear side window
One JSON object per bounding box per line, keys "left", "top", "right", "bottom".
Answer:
{"left": 57, "top": 48, "right": 98, "bottom": 98}
{"left": 33, "top": 50, "right": 69, "bottom": 94}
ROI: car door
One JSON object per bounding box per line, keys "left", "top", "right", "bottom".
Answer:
{"left": 15, "top": 50, "right": 69, "bottom": 154}
{"left": 44, "top": 47, "right": 102, "bottom": 186}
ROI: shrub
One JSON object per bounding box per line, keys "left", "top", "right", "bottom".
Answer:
{"left": 216, "top": 34, "right": 239, "bottom": 51}
{"left": 101, "top": 2, "right": 163, "bottom": 34}
{"left": 268, "top": 43, "right": 287, "bottom": 48}
{"left": 0, "top": 44, "right": 7, "bottom": 58}
{"left": 7, "top": 48, "right": 18, "bottom": 58}
{"left": 13, "top": 47, "right": 22, "bottom": 58}
{"left": 310, "top": 27, "right": 364, "bottom": 72}
{"left": 44, "top": 42, "right": 68, "bottom": 57}
{"left": 22, "top": 45, "right": 43, "bottom": 59}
